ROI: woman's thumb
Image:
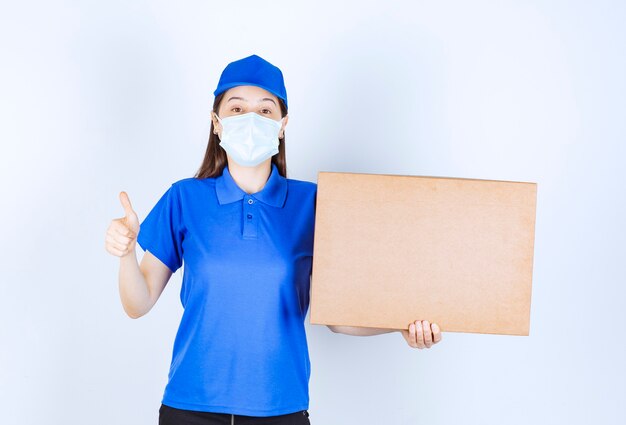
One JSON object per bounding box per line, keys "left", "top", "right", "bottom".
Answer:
{"left": 119, "top": 191, "right": 136, "bottom": 218}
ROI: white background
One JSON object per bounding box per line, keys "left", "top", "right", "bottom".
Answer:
{"left": 1, "top": 1, "right": 624, "bottom": 424}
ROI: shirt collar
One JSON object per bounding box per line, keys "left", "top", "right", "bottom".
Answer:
{"left": 215, "top": 162, "right": 287, "bottom": 208}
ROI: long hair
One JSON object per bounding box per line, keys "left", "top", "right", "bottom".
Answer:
{"left": 194, "top": 92, "right": 289, "bottom": 179}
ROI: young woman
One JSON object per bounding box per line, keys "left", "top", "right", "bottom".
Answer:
{"left": 105, "top": 54, "right": 442, "bottom": 425}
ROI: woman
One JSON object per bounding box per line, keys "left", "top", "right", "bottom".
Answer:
{"left": 105, "top": 54, "right": 442, "bottom": 425}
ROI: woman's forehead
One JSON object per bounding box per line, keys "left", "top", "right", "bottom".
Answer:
{"left": 223, "top": 85, "right": 278, "bottom": 103}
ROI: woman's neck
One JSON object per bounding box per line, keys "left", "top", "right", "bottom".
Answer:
{"left": 227, "top": 159, "right": 272, "bottom": 195}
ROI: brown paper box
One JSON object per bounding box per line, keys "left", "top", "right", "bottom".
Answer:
{"left": 310, "top": 171, "right": 537, "bottom": 336}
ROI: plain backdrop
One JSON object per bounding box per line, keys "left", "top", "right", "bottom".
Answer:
{"left": 1, "top": 1, "right": 624, "bottom": 424}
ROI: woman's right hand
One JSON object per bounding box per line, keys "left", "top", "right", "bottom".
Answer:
{"left": 105, "top": 191, "right": 140, "bottom": 258}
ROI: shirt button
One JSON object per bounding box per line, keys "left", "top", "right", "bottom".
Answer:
{"left": 247, "top": 214, "right": 253, "bottom": 219}
{"left": 247, "top": 199, "right": 254, "bottom": 204}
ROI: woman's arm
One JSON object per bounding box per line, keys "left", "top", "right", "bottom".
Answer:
{"left": 327, "top": 325, "right": 395, "bottom": 336}
{"left": 119, "top": 250, "right": 172, "bottom": 319}
{"left": 107, "top": 191, "right": 172, "bottom": 319}
{"left": 328, "top": 321, "right": 443, "bottom": 349}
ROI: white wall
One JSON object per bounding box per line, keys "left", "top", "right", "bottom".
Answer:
{"left": 1, "top": 1, "right": 624, "bottom": 423}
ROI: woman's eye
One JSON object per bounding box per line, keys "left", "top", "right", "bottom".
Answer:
{"left": 261, "top": 109, "right": 272, "bottom": 114}
{"left": 231, "top": 107, "right": 242, "bottom": 113}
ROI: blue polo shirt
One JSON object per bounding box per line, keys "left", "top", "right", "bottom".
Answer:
{"left": 136, "top": 162, "right": 317, "bottom": 416}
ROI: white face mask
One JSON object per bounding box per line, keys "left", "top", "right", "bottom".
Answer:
{"left": 215, "top": 112, "right": 284, "bottom": 167}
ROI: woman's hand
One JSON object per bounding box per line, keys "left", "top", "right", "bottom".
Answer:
{"left": 105, "top": 191, "right": 140, "bottom": 258}
{"left": 400, "top": 320, "right": 442, "bottom": 349}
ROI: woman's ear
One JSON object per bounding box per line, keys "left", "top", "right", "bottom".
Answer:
{"left": 279, "top": 114, "right": 288, "bottom": 139}
{"left": 211, "top": 112, "right": 222, "bottom": 136}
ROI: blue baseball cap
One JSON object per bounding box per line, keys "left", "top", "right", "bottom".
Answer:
{"left": 213, "top": 54, "right": 288, "bottom": 110}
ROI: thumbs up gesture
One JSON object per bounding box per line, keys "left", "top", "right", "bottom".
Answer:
{"left": 105, "top": 191, "right": 140, "bottom": 258}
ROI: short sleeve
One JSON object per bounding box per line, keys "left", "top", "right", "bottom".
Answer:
{"left": 137, "top": 183, "right": 184, "bottom": 273}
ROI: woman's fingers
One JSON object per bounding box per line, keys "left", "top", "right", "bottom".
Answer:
{"left": 432, "top": 323, "right": 442, "bottom": 343}
{"left": 105, "top": 233, "right": 128, "bottom": 252}
{"left": 119, "top": 191, "right": 134, "bottom": 217}
{"left": 408, "top": 323, "right": 416, "bottom": 347}
{"left": 423, "top": 320, "right": 433, "bottom": 348}
{"left": 415, "top": 321, "right": 425, "bottom": 349}
{"left": 107, "top": 245, "right": 128, "bottom": 257}
{"left": 119, "top": 191, "right": 140, "bottom": 233}
{"left": 104, "top": 194, "right": 140, "bottom": 258}
{"left": 110, "top": 230, "right": 133, "bottom": 245}
{"left": 404, "top": 320, "right": 442, "bottom": 349}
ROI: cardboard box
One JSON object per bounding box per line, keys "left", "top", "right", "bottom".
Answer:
{"left": 310, "top": 171, "right": 537, "bottom": 336}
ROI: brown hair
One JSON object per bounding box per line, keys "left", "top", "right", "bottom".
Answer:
{"left": 193, "top": 91, "right": 289, "bottom": 179}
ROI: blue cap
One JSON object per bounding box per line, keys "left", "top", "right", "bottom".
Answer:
{"left": 213, "top": 54, "right": 288, "bottom": 110}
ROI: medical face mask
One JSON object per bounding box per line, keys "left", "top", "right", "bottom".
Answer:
{"left": 215, "top": 112, "right": 284, "bottom": 167}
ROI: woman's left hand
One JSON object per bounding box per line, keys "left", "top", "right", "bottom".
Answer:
{"left": 400, "top": 320, "right": 442, "bottom": 349}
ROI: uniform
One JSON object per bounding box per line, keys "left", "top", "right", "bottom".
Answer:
{"left": 137, "top": 162, "right": 316, "bottom": 418}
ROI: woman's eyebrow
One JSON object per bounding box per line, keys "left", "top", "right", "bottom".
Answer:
{"left": 226, "top": 96, "right": 276, "bottom": 106}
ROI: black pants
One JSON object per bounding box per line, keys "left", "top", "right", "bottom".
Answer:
{"left": 159, "top": 403, "right": 311, "bottom": 425}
